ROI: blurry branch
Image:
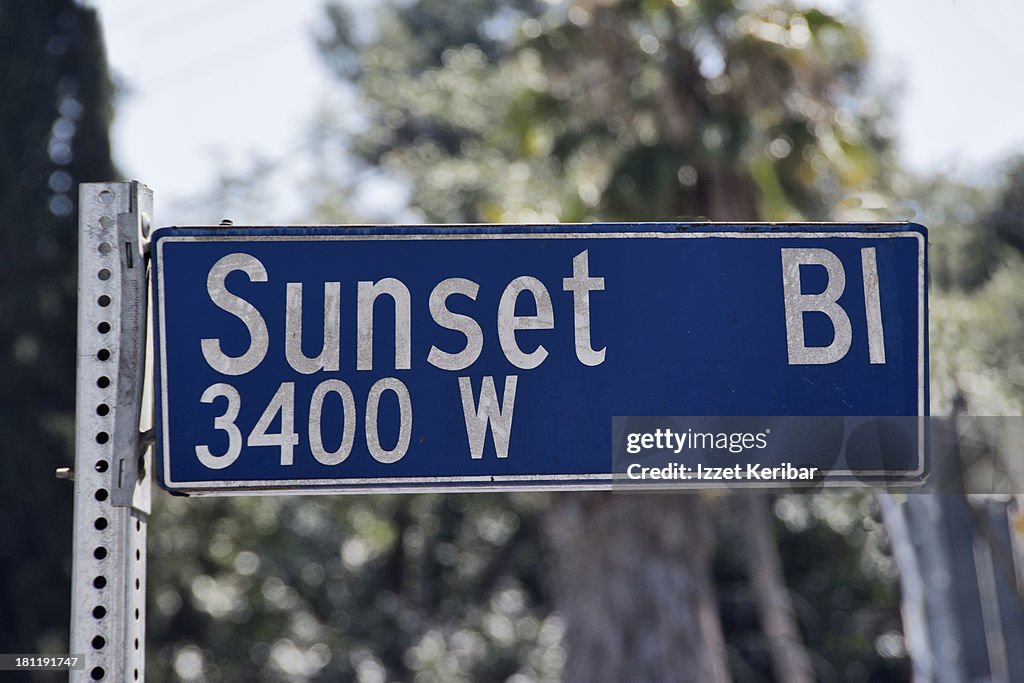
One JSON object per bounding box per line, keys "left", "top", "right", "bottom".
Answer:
{"left": 470, "top": 511, "right": 535, "bottom": 605}
{"left": 375, "top": 497, "right": 410, "bottom": 595}
{"left": 877, "top": 493, "right": 933, "bottom": 682}
{"left": 739, "top": 494, "right": 814, "bottom": 683}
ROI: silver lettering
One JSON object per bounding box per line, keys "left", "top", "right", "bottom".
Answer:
{"left": 562, "top": 250, "right": 606, "bottom": 366}
{"left": 458, "top": 375, "right": 518, "bottom": 459}
{"left": 201, "top": 253, "right": 269, "bottom": 375}
{"left": 285, "top": 281, "right": 341, "bottom": 374}
{"left": 497, "top": 277, "right": 553, "bottom": 369}
{"left": 781, "top": 248, "right": 852, "bottom": 365}
{"left": 427, "top": 278, "right": 483, "bottom": 371}
{"left": 357, "top": 278, "right": 411, "bottom": 371}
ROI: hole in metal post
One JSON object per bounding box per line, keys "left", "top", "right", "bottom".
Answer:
{"left": 92, "top": 635, "right": 106, "bottom": 649}
{"left": 90, "top": 665, "right": 105, "bottom": 680}
{"left": 93, "top": 576, "right": 107, "bottom": 589}
{"left": 96, "top": 432, "right": 109, "bottom": 444}
{"left": 93, "top": 547, "right": 107, "bottom": 560}
{"left": 96, "top": 460, "right": 108, "bottom": 472}
{"left": 98, "top": 190, "right": 114, "bottom": 203}
{"left": 98, "top": 268, "right": 111, "bottom": 281}
{"left": 96, "top": 404, "right": 110, "bottom": 416}
{"left": 97, "top": 295, "right": 111, "bottom": 307}
{"left": 94, "top": 517, "right": 108, "bottom": 530}
{"left": 95, "top": 489, "right": 108, "bottom": 502}
{"left": 97, "top": 349, "right": 110, "bottom": 361}
{"left": 97, "top": 376, "right": 110, "bottom": 388}
{"left": 97, "top": 322, "right": 110, "bottom": 334}
{"left": 98, "top": 242, "right": 112, "bottom": 255}
{"left": 92, "top": 606, "right": 106, "bottom": 619}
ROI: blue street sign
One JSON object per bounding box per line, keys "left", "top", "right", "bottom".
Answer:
{"left": 152, "top": 223, "right": 927, "bottom": 494}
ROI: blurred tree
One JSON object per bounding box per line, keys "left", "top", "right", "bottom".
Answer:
{"left": 0, "top": 0, "right": 116, "bottom": 660}
{"left": 914, "top": 176, "right": 996, "bottom": 294}
{"left": 147, "top": 493, "right": 565, "bottom": 681}
{"left": 881, "top": 159, "right": 1024, "bottom": 683}
{"left": 984, "top": 159, "right": 1024, "bottom": 258}
{"left": 302, "top": 0, "right": 899, "bottom": 680}
{"left": 143, "top": 0, "right": 913, "bottom": 680}
{"left": 141, "top": 2, "right": 1024, "bottom": 678}
{"left": 922, "top": 160, "right": 1024, "bottom": 415}
{"left": 311, "top": 0, "right": 891, "bottom": 226}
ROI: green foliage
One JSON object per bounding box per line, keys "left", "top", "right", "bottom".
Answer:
{"left": 914, "top": 175, "right": 997, "bottom": 293}
{"left": 0, "top": 0, "right": 116, "bottom": 658}
{"left": 147, "top": 494, "right": 563, "bottom": 681}
{"left": 313, "top": 0, "right": 894, "bottom": 224}
{"left": 985, "top": 159, "right": 1024, "bottom": 257}
{"left": 772, "top": 494, "right": 905, "bottom": 681}
{"left": 920, "top": 158, "right": 1024, "bottom": 415}
{"left": 713, "top": 493, "right": 905, "bottom": 681}
{"left": 307, "top": 1, "right": 913, "bottom": 676}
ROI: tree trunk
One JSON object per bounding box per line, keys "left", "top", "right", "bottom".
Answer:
{"left": 544, "top": 492, "right": 730, "bottom": 683}
{"left": 738, "top": 494, "right": 815, "bottom": 683}
{"left": 878, "top": 493, "right": 934, "bottom": 683}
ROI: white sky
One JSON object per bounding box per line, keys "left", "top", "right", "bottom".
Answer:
{"left": 88, "top": 0, "right": 1024, "bottom": 225}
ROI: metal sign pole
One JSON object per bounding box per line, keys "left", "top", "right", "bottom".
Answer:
{"left": 70, "top": 182, "right": 153, "bottom": 682}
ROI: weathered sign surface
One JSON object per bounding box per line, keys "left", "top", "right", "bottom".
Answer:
{"left": 152, "top": 224, "right": 927, "bottom": 493}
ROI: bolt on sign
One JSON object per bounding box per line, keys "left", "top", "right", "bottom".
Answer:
{"left": 151, "top": 224, "right": 927, "bottom": 494}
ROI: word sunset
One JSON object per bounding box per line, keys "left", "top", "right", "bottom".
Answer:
{"left": 153, "top": 224, "right": 927, "bottom": 493}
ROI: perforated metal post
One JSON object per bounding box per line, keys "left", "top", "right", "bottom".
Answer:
{"left": 70, "top": 182, "right": 153, "bottom": 682}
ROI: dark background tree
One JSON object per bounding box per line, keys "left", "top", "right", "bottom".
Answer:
{"left": 0, "top": 0, "right": 116, "bottom": 661}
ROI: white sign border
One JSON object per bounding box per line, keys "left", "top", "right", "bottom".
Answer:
{"left": 154, "top": 227, "right": 927, "bottom": 494}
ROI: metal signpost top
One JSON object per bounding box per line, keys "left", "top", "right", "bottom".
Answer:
{"left": 150, "top": 223, "right": 927, "bottom": 495}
